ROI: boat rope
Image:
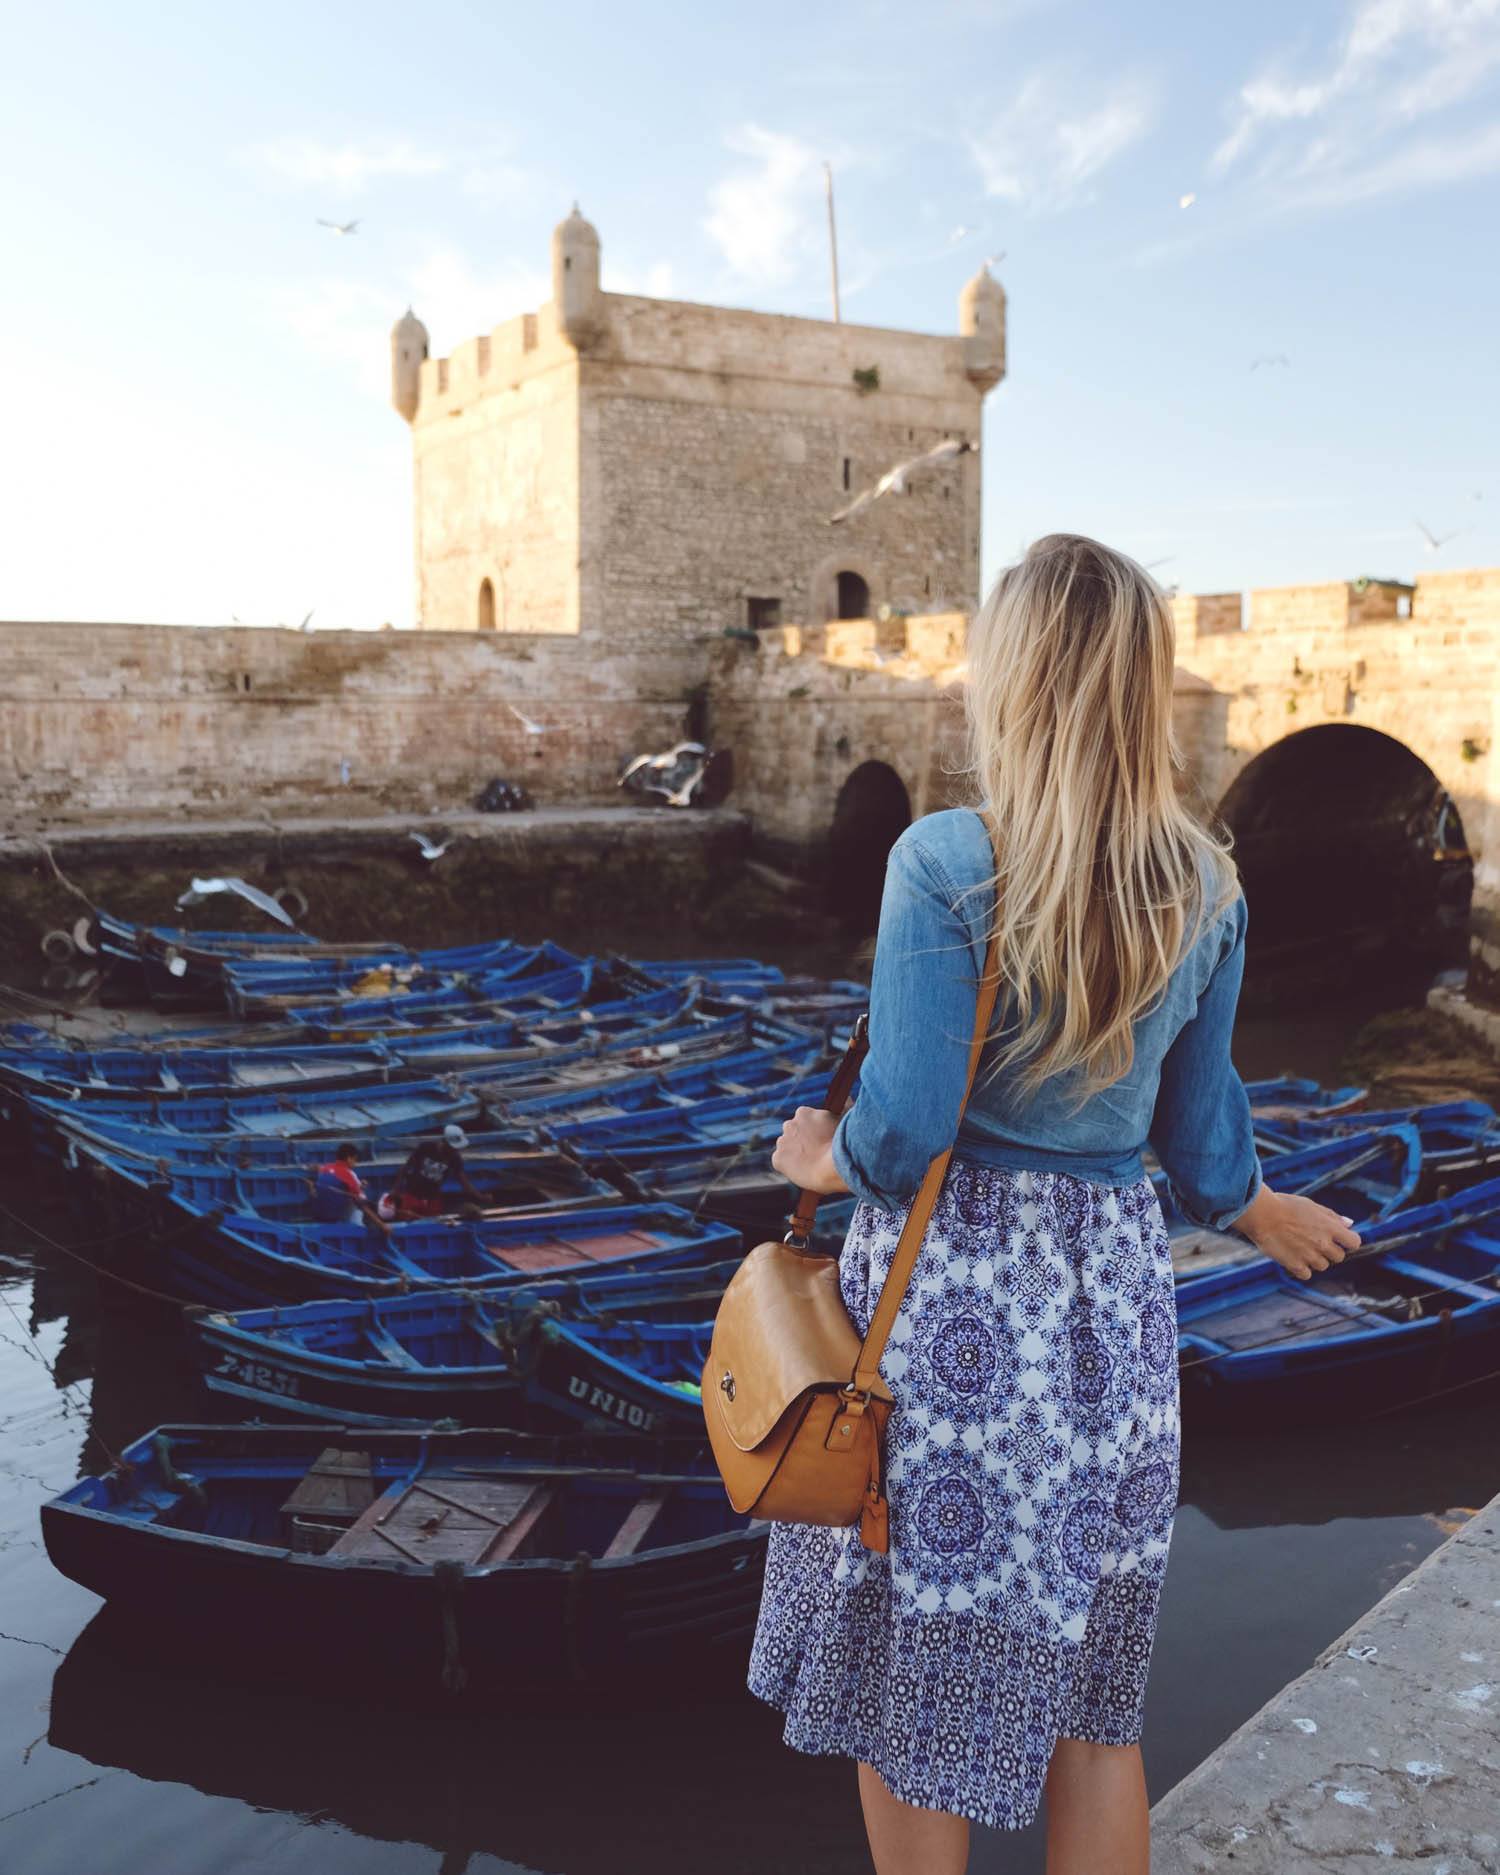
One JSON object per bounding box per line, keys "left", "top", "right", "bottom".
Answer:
{"left": 0, "top": 1197, "right": 213, "bottom": 1311}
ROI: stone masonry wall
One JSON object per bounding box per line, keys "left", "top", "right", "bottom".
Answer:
{"left": 0, "top": 623, "right": 697, "bottom": 823}
{"left": 708, "top": 614, "right": 970, "bottom": 851}
{"left": 1172, "top": 567, "right": 1500, "bottom": 967}
{"left": 411, "top": 330, "right": 580, "bottom": 637}
{"left": 591, "top": 395, "right": 976, "bottom": 646}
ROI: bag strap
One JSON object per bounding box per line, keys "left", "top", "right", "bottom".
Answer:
{"left": 849, "top": 935, "right": 1000, "bottom": 1398}
{"left": 784, "top": 1015, "right": 869, "bottom": 1249}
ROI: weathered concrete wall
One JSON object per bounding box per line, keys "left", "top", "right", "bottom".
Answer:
{"left": 1152, "top": 1489, "right": 1500, "bottom": 1873}
{"left": 1171, "top": 567, "right": 1500, "bottom": 974}
{"left": 708, "top": 614, "right": 970, "bottom": 851}
{"left": 0, "top": 623, "right": 697, "bottom": 822}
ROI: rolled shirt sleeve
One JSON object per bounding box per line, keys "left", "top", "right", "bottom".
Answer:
{"left": 1147, "top": 894, "right": 1264, "bottom": 1232}
{"left": 832, "top": 833, "right": 985, "bottom": 1212}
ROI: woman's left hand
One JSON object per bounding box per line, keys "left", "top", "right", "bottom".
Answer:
{"left": 771, "top": 1106, "right": 847, "bottom": 1194}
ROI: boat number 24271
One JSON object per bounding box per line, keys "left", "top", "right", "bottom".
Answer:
{"left": 213, "top": 1351, "right": 301, "bottom": 1398}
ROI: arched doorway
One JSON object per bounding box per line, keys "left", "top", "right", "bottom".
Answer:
{"left": 478, "top": 579, "right": 497, "bottom": 631}
{"left": 834, "top": 570, "right": 871, "bottom": 620}
{"left": 1219, "top": 725, "right": 1471, "bottom": 1000}
{"left": 826, "top": 761, "right": 912, "bottom": 934}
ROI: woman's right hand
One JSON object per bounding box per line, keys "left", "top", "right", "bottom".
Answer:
{"left": 1232, "top": 1185, "right": 1361, "bottom": 1281}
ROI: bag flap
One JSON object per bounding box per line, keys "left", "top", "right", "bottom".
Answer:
{"left": 708, "top": 1238, "right": 893, "bottom": 1451}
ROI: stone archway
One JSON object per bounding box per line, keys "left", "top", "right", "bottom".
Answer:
{"left": 826, "top": 760, "right": 912, "bottom": 934}
{"left": 1219, "top": 724, "right": 1472, "bottom": 992}
{"left": 809, "top": 552, "right": 882, "bottom": 626}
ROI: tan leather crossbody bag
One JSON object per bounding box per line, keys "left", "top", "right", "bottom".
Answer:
{"left": 702, "top": 936, "right": 1000, "bottom": 1554}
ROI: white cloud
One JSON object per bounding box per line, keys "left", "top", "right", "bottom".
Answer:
{"left": 704, "top": 125, "right": 824, "bottom": 282}
{"left": 248, "top": 135, "right": 450, "bottom": 191}
{"left": 406, "top": 248, "right": 552, "bottom": 349}
{"left": 968, "top": 72, "right": 1156, "bottom": 209}
{"left": 265, "top": 251, "right": 550, "bottom": 402}
{"left": 1213, "top": 0, "right": 1500, "bottom": 183}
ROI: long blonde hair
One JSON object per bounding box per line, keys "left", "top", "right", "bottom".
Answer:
{"left": 964, "top": 532, "right": 1236, "bottom": 1094}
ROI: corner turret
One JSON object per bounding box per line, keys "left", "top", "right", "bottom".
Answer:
{"left": 391, "top": 308, "right": 430, "bottom": 423}
{"left": 552, "top": 205, "right": 603, "bottom": 348}
{"left": 959, "top": 265, "right": 1006, "bottom": 393}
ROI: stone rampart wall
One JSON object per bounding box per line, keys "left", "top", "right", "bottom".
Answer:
{"left": 0, "top": 623, "right": 697, "bottom": 822}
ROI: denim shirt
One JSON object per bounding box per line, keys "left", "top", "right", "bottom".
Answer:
{"left": 831, "top": 807, "right": 1263, "bottom": 1231}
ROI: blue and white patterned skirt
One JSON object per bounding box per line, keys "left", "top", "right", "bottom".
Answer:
{"left": 747, "top": 1162, "right": 1180, "bottom": 1831}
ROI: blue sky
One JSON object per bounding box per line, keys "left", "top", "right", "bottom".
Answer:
{"left": 2, "top": 0, "right": 1497, "bottom": 626}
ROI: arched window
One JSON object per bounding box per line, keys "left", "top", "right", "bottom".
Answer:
{"left": 834, "top": 570, "right": 870, "bottom": 620}
{"left": 477, "top": 579, "right": 496, "bottom": 631}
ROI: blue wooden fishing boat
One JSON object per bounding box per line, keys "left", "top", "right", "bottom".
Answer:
{"left": 0, "top": 1039, "right": 397, "bottom": 1099}
{"left": 224, "top": 939, "right": 570, "bottom": 1018}
{"left": 189, "top": 1258, "right": 743, "bottom": 1424}
{"left": 1244, "top": 1075, "right": 1366, "bottom": 1119}
{"left": 69, "top": 1137, "right": 621, "bottom": 1233}
{"left": 1256, "top": 1100, "right": 1500, "bottom": 1200}
{"left": 25, "top": 1079, "right": 479, "bottom": 1155}
{"left": 1176, "top": 1176, "right": 1500, "bottom": 1423}
{"left": 546, "top": 1074, "right": 829, "bottom": 1158}
{"left": 292, "top": 959, "right": 600, "bottom": 1036}
{"left": 43, "top": 1109, "right": 543, "bottom": 1171}
{"left": 163, "top": 1201, "right": 740, "bottom": 1307}
{"left": 488, "top": 1028, "right": 824, "bottom": 1120}
{"left": 1164, "top": 1125, "right": 1420, "bottom": 1224}
{"left": 1161, "top": 1125, "right": 1423, "bottom": 1283}
{"left": 42, "top": 1424, "right": 766, "bottom": 1692}
{"left": 0, "top": 985, "right": 732, "bottom": 1103}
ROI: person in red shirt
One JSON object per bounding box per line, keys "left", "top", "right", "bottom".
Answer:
{"left": 311, "top": 1143, "right": 389, "bottom": 1234}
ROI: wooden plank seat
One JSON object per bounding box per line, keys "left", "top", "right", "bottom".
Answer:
{"left": 328, "top": 1475, "right": 555, "bottom": 1566}
{"left": 603, "top": 1487, "right": 670, "bottom": 1559}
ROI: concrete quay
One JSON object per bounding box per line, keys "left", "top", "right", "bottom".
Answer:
{"left": 1152, "top": 1488, "right": 1500, "bottom": 1872}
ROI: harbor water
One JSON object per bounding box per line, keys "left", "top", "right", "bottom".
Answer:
{"left": 2, "top": 990, "right": 1497, "bottom": 1874}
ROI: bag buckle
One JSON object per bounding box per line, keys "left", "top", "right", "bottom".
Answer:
{"left": 782, "top": 1227, "right": 811, "bottom": 1250}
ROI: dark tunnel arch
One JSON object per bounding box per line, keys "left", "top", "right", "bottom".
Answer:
{"left": 826, "top": 761, "right": 913, "bottom": 935}
{"left": 1219, "top": 724, "right": 1472, "bottom": 997}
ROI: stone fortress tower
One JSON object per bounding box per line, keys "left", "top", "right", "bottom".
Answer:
{"left": 392, "top": 209, "right": 1005, "bottom": 641}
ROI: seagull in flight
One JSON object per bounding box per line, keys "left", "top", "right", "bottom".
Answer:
{"left": 316, "top": 218, "right": 360, "bottom": 236}
{"left": 1414, "top": 519, "right": 1462, "bottom": 553}
{"left": 1249, "top": 353, "right": 1291, "bottom": 371}
{"left": 408, "top": 830, "right": 453, "bottom": 862}
{"left": 505, "top": 702, "right": 549, "bottom": 736}
{"left": 1179, "top": 193, "right": 1197, "bottom": 210}
{"left": 176, "top": 876, "right": 297, "bottom": 928}
{"left": 831, "top": 438, "right": 975, "bottom": 526}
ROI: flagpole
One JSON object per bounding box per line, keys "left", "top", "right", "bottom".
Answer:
{"left": 824, "top": 162, "right": 841, "bottom": 323}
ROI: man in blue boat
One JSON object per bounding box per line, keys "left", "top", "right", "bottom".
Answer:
{"left": 311, "top": 1142, "right": 390, "bottom": 1234}
{"left": 380, "top": 1123, "right": 485, "bottom": 1222}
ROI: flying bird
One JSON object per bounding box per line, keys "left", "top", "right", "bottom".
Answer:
{"left": 505, "top": 702, "right": 549, "bottom": 735}
{"left": 1414, "top": 519, "right": 1462, "bottom": 553}
{"left": 175, "top": 876, "right": 297, "bottom": 928}
{"left": 1249, "top": 353, "right": 1291, "bottom": 371}
{"left": 1178, "top": 193, "right": 1197, "bottom": 209}
{"left": 408, "top": 830, "right": 453, "bottom": 862}
{"left": 316, "top": 218, "right": 360, "bottom": 236}
{"left": 831, "top": 438, "right": 976, "bottom": 525}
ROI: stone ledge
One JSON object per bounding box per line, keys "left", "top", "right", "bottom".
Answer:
{"left": 1150, "top": 1490, "right": 1500, "bottom": 1873}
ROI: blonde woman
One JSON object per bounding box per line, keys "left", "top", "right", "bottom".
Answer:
{"left": 756, "top": 535, "right": 1358, "bottom": 1874}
